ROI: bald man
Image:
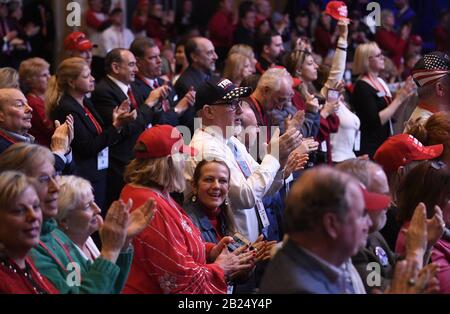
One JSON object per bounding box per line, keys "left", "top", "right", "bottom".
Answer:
{"left": 0, "top": 88, "right": 73, "bottom": 172}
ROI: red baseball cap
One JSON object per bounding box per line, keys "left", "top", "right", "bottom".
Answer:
{"left": 324, "top": 1, "right": 350, "bottom": 22}
{"left": 360, "top": 185, "right": 391, "bottom": 211}
{"left": 374, "top": 134, "right": 443, "bottom": 175}
{"left": 64, "top": 31, "right": 95, "bottom": 52}
{"left": 135, "top": 125, "right": 197, "bottom": 159}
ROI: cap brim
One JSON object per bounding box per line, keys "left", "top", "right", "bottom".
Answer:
{"left": 221, "top": 86, "right": 253, "bottom": 102}
{"left": 361, "top": 188, "right": 391, "bottom": 211}
{"left": 179, "top": 144, "right": 197, "bottom": 157}
{"left": 76, "top": 41, "right": 94, "bottom": 51}
{"left": 413, "top": 144, "right": 444, "bottom": 161}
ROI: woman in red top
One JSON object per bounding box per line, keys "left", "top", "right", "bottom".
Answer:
{"left": 19, "top": 57, "right": 53, "bottom": 147}
{"left": 0, "top": 171, "right": 58, "bottom": 294}
{"left": 121, "top": 125, "right": 255, "bottom": 294}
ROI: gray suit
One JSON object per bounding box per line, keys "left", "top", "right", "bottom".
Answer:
{"left": 260, "top": 240, "right": 354, "bottom": 294}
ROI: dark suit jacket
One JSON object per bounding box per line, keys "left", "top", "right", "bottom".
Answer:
{"left": 0, "top": 133, "right": 70, "bottom": 174}
{"left": 131, "top": 75, "right": 179, "bottom": 126}
{"left": 91, "top": 76, "right": 156, "bottom": 204}
{"left": 260, "top": 240, "right": 348, "bottom": 294}
{"left": 50, "top": 94, "right": 124, "bottom": 183}
{"left": 174, "top": 66, "right": 212, "bottom": 133}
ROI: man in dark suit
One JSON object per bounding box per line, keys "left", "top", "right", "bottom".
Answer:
{"left": 91, "top": 48, "right": 161, "bottom": 207}
{"left": 0, "top": 88, "right": 73, "bottom": 173}
{"left": 129, "top": 37, "right": 196, "bottom": 127}
{"left": 260, "top": 166, "right": 372, "bottom": 293}
{"left": 174, "top": 36, "right": 218, "bottom": 133}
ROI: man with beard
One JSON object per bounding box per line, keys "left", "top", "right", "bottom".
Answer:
{"left": 255, "top": 30, "right": 285, "bottom": 74}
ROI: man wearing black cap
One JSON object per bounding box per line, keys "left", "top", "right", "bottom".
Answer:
{"left": 405, "top": 51, "right": 450, "bottom": 132}
{"left": 185, "top": 77, "right": 302, "bottom": 244}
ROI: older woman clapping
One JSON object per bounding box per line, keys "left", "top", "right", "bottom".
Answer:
{"left": 0, "top": 171, "right": 58, "bottom": 294}
{"left": 121, "top": 125, "right": 256, "bottom": 294}
{"left": 0, "top": 142, "right": 154, "bottom": 293}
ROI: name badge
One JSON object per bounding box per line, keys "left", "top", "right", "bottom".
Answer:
{"left": 97, "top": 147, "right": 109, "bottom": 171}
{"left": 377, "top": 91, "right": 386, "bottom": 98}
{"left": 255, "top": 200, "right": 270, "bottom": 229}
{"left": 320, "top": 141, "right": 327, "bottom": 152}
{"left": 354, "top": 130, "right": 361, "bottom": 152}
{"left": 227, "top": 285, "right": 234, "bottom": 294}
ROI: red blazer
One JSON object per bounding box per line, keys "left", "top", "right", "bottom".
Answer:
{"left": 121, "top": 185, "right": 227, "bottom": 294}
{"left": 208, "top": 10, "right": 235, "bottom": 48}
{"left": 0, "top": 257, "right": 58, "bottom": 294}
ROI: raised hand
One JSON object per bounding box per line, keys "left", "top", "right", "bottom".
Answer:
{"left": 285, "top": 152, "right": 309, "bottom": 177}
{"left": 296, "top": 137, "right": 319, "bottom": 155}
{"left": 284, "top": 110, "right": 305, "bottom": 132}
{"left": 145, "top": 85, "right": 172, "bottom": 108}
{"left": 174, "top": 90, "right": 196, "bottom": 115}
{"left": 126, "top": 198, "right": 156, "bottom": 239}
{"left": 51, "top": 114, "right": 74, "bottom": 155}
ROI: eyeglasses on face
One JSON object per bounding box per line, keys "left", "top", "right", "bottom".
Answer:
{"left": 370, "top": 52, "right": 384, "bottom": 59}
{"left": 213, "top": 99, "right": 243, "bottom": 111}
{"left": 37, "top": 171, "right": 61, "bottom": 184}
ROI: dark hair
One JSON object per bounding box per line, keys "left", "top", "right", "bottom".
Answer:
{"left": 238, "top": 0, "right": 255, "bottom": 19}
{"left": 130, "top": 37, "right": 157, "bottom": 59}
{"left": 256, "top": 30, "right": 280, "bottom": 55}
{"left": 191, "top": 160, "right": 236, "bottom": 235}
{"left": 104, "top": 48, "right": 127, "bottom": 74}
{"left": 184, "top": 37, "right": 200, "bottom": 65}
{"left": 240, "top": 74, "right": 261, "bottom": 91}
{"left": 397, "top": 160, "right": 450, "bottom": 223}
{"left": 110, "top": 7, "right": 123, "bottom": 16}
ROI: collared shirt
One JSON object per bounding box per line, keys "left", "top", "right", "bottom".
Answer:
{"left": 107, "top": 75, "right": 130, "bottom": 98}
{"left": 186, "top": 127, "right": 283, "bottom": 242}
{"left": 101, "top": 25, "right": 135, "bottom": 54}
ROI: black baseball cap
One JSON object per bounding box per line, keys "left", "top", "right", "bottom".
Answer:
{"left": 194, "top": 77, "right": 253, "bottom": 113}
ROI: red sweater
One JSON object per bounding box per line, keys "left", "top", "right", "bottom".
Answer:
{"left": 27, "top": 94, "right": 53, "bottom": 147}
{"left": 208, "top": 10, "right": 235, "bottom": 49}
{"left": 0, "top": 257, "right": 58, "bottom": 294}
{"left": 121, "top": 185, "right": 226, "bottom": 294}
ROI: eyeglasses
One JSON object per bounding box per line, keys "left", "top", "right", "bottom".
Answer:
{"left": 370, "top": 53, "right": 384, "bottom": 59}
{"left": 213, "top": 99, "right": 243, "bottom": 112}
{"left": 37, "top": 171, "right": 61, "bottom": 184}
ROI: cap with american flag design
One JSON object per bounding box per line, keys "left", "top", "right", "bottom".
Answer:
{"left": 412, "top": 52, "right": 450, "bottom": 87}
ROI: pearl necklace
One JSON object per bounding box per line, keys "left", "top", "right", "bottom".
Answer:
{"left": 0, "top": 258, "right": 47, "bottom": 294}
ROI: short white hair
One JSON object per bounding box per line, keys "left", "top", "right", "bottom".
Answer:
{"left": 256, "top": 68, "right": 293, "bottom": 93}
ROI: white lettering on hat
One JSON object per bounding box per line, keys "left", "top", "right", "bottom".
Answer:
{"left": 218, "top": 79, "right": 233, "bottom": 89}
{"left": 338, "top": 5, "right": 348, "bottom": 17}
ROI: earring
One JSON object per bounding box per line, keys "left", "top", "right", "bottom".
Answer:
{"left": 191, "top": 194, "right": 197, "bottom": 203}
{"left": 223, "top": 199, "right": 229, "bottom": 206}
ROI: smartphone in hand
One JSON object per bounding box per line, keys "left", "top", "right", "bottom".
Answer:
{"left": 327, "top": 89, "right": 340, "bottom": 102}
{"left": 227, "top": 232, "right": 251, "bottom": 252}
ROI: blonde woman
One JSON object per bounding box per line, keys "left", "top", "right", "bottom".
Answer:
{"left": 19, "top": 57, "right": 53, "bottom": 147}
{"left": 351, "top": 42, "right": 415, "bottom": 158}
{"left": 45, "top": 57, "right": 136, "bottom": 211}
{"left": 222, "top": 53, "right": 254, "bottom": 86}
{"left": 0, "top": 67, "right": 19, "bottom": 89}
{"left": 120, "top": 125, "right": 255, "bottom": 294}
{"left": 228, "top": 44, "right": 257, "bottom": 73}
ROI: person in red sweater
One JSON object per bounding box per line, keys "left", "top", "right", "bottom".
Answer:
{"left": 18, "top": 57, "right": 54, "bottom": 147}
{"left": 375, "top": 9, "right": 409, "bottom": 69}
{"left": 121, "top": 125, "right": 255, "bottom": 294}
{"left": 208, "top": 0, "right": 236, "bottom": 70}
{"left": 0, "top": 171, "right": 58, "bottom": 294}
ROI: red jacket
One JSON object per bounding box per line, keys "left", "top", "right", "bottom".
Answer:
{"left": 317, "top": 113, "right": 340, "bottom": 164}
{"left": 121, "top": 185, "right": 227, "bottom": 294}
{"left": 0, "top": 257, "right": 58, "bottom": 294}
{"left": 27, "top": 94, "right": 53, "bottom": 147}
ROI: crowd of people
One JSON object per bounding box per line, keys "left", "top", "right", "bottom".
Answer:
{"left": 0, "top": 0, "right": 450, "bottom": 294}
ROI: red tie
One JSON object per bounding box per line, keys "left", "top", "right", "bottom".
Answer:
{"left": 153, "top": 79, "right": 170, "bottom": 112}
{"left": 127, "top": 87, "right": 139, "bottom": 110}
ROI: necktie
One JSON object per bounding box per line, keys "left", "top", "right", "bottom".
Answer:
{"left": 127, "top": 87, "right": 139, "bottom": 110}
{"left": 153, "top": 79, "right": 170, "bottom": 112}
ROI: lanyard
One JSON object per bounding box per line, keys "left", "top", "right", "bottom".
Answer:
{"left": 0, "top": 129, "right": 17, "bottom": 144}
{"left": 82, "top": 105, "right": 103, "bottom": 135}
{"left": 38, "top": 233, "right": 76, "bottom": 273}
{"left": 365, "top": 75, "right": 392, "bottom": 105}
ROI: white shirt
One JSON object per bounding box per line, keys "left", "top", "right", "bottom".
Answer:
{"left": 107, "top": 75, "right": 130, "bottom": 98}
{"left": 331, "top": 103, "right": 361, "bottom": 162}
{"left": 185, "top": 127, "right": 284, "bottom": 242}
{"left": 101, "top": 25, "right": 135, "bottom": 55}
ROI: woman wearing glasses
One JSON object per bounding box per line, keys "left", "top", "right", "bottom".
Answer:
{"left": 351, "top": 42, "right": 416, "bottom": 158}
{"left": 0, "top": 143, "right": 153, "bottom": 293}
